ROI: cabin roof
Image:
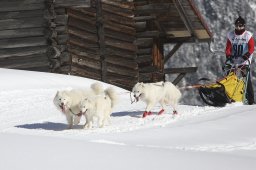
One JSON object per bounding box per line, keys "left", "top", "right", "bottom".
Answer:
{"left": 133, "top": 0, "right": 212, "bottom": 42}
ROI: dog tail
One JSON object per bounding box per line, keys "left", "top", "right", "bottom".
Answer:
{"left": 105, "top": 87, "right": 118, "bottom": 108}
{"left": 91, "top": 82, "right": 104, "bottom": 95}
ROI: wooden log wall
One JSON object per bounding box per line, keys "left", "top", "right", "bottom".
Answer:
{"left": 68, "top": 0, "right": 138, "bottom": 90}
{"left": 134, "top": 0, "right": 164, "bottom": 83}
{"left": 0, "top": 0, "right": 49, "bottom": 71}
{"left": 0, "top": 0, "right": 89, "bottom": 72}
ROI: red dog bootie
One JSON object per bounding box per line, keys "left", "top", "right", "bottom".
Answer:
{"left": 158, "top": 109, "right": 165, "bottom": 115}
{"left": 142, "top": 111, "right": 148, "bottom": 118}
{"left": 147, "top": 111, "right": 152, "bottom": 116}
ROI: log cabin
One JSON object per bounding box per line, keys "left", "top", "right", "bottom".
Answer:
{"left": 0, "top": 0, "right": 212, "bottom": 90}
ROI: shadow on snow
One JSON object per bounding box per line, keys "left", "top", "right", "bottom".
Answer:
{"left": 16, "top": 111, "right": 145, "bottom": 131}
{"left": 16, "top": 122, "right": 83, "bottom": 131}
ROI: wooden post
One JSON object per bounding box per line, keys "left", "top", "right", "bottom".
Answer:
{"left": 152, "top": 39, "right": 164, "bottom": 71}
{"left": 96, "top": 0, "right": 106, "bottom": 82}
{"left": 151, "top": 39, "right": 164, "bottom": 82}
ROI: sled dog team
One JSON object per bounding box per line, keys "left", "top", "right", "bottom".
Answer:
{"left": 53, "top": 81, "right": 181, "bottom": 129}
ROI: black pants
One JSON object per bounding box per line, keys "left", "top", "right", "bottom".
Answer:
{"left": 246, "top": 73, "right": 254, "bottom": 105}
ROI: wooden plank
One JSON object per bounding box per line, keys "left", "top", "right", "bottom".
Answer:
{"left": 0, "top": 45, "right": 47, "bottom": 58}
{"left": 54, "top": 0, "right": 90, "bottom": 7}
{"left": 107, "top": 74, "right": 137, "bottom": 91}
{"left": 104, "top": 20, "right": 136, "bottom": 36}
{"left": 135, "top": 22, "right": 147, "bottom": 32}
{"left": 106, "top": 45, "right": 137, "bottom": 55}
{"left": 139, "top": 66, "right": 159, "bottom": 73}
{"left": 0, "top": 2, "right": 45, "bottom": 12}
{"left": 55, "top": 15, "right": 68, "bottom": 26}
{"left": 0, "top": 61, "right": 49, "bottom": 70}
{"left": 152, "top": 72, "right": 164, "bottom": 82}
{"left": 103, "top": 11, "right": 135, "bottom": 27}
{"left": 102, "top": 0, "right": 134, "bottom": 10}
{"left": 69, "top": 34, "right": 99, "bottom": 50}
{"left": 105, "top": 56, "right": 138, "bottom": 70}
{"left": 0, "top": 17, "right": 46, "bottom": 30}
{"left": 71, "top": 65, "right": 101, "bottom": 80}
{"left": 105, "top": 37, "right": 137, "bottom": 52}
{"left": 136, "top": 31, "right": 159, "bottom": 38}
{"left": 79, "top": 8, "right": 97, "bottom": 18}
{"left": 68, "top": 26, "right": 98, "bottom": 43}
{"left": 104, "top": 29, "right": 136, "bottom": 43}
{"left": 56, "top": 26, "right": 67, "bottom": 34}
{"left": 107, "top": 72, "right": 138, "bottom": 82}
{"left": 135, "top": 38, "right": 153, "bottom": 48}
{"left": 139, "top": 72, "right": 152, "bottom": 82}
{"left": 105, "top": 48, "right": 136, "bottom": 59}
{"left": 67, "top": 9, "right": 96, "bottom": 25}
{"left": 0, "top": 53, "right": 48, "bottom": 68}
{"left": 140, "top": 0, "right": 173, "bottom": 3}
{"left": 107, "top": 63, "right": 138, "bottom": 77}
{"left": 0, "top": 10, "right": 44, "bottom": 19}
{"left": 8, "top": 61, "right": 49, "bottom": 70}
{"left": 71, "top": 54, "right": 101, "bottom": 70}
{"left": 54, "top": 8, "right": 66, "bottom": 15}
{"left": 68, "top": 17, "right": 96, "bottom": 34}
{"left": 137, "top": 48, "right": 151, "bottom": 55}
{"left": 135, "top": 3, "right": 176, "bottom": 15}
{"left": 105, "top": 53, "right": 136, "bottom": 62}
{"left": 0, "top": 28, "right": 44, "bottom": 39}
{"left": 1, "top": 0, "right": 45, "bottom": 3}
{"left": 69, "top": 44, "right": 100, "bottom": 59}
{"left": 164, "top": 67, "right": 198, "bottom": 74}
{"left": 134, "top": 15, "right": 156, "bottom": 22}
{"left": 0, "top": 37, "right": 47, "bottom": 49}
{"left": 102, "top": 3, "right": 134, "bottom": 18}
{"left": 136, "top": 55, "right": 152, "bottom": 64}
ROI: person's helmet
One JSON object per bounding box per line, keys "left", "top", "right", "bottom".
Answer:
{"left": 235, "top": 16, "right": 245, "bottom": 26}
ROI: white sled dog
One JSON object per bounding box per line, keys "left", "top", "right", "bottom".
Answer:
{"left": 53, "top": 82, "right": 103, "bottom": 129}
{"left": 79, "top": 87, "right": 118, "bottom": 129}
{"left": 132, "top": 81, "right": 181, "bottom": 118}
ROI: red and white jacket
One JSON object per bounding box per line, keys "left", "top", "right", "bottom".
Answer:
{"left": 225, "top": 30, "right": 254, "bottom": 65}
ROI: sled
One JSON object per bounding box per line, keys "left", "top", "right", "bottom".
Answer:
{"left": 198, "top": 63, "right": 250, "bottom": 107}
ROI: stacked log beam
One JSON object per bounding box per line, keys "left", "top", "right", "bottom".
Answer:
{"left": 45, "top": 0, "right": 66, "bottom": 73}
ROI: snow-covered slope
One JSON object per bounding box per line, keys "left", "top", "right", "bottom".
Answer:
{"left": 0, "top": 68, "right": 256, "bottom": 170}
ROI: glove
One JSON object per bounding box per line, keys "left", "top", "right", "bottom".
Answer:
{"left": 242, "top": 52, "right": 250, "bottom": 60}
{"left": 225, "top": 55, "right": 233, "bottom": 64}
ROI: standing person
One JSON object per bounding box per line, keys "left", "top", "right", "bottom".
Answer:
{"left": 225, "top": 16, "right": 255, "bottom": 105}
